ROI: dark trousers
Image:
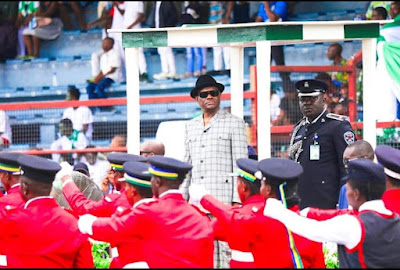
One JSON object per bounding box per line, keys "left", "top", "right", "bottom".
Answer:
{"left": 86, "top": 77, "right": 114, "bottom": 99}
{"left": 272, "top": 45, "right": 291, "bottom": 86}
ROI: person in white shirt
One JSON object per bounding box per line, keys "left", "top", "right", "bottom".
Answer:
{"left": 83, "top": 145, "right": 110, "bottom": 189}
{"left": 0, "top": 110, "right": 11, "bottom": 149}
{"left": 63, "top": 87, "right": 93, "bottom": 141}
{"left": 124, "top": 1, "right": 149, "bottom": 82}
{"left": 51, "top": 118, "right": 88, "bottom": 164}
{"left": 86, "top": 37, "right": 121, "bottom": 111}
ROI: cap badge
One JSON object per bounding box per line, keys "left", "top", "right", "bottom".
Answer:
{"left": 304, "top": 82, "right": 309, "bottom": 88}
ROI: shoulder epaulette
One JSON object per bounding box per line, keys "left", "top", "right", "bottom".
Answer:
{"left": 326, "top": 113, "right": 347, "bottom": 121}
{"left": 294, "top": 117, "right": 306, "bottom": 127}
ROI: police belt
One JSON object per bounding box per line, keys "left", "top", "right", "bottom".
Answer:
{"left": 231, "top": 249, "right": 254, "bottom": 262}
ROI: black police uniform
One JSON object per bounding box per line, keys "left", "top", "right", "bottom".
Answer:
{"left": 289, "top": 80, "right": 356, "bottom": 210}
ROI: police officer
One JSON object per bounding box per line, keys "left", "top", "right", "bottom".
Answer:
{"left": 289, "top": 79, "right": 356, "bottom": 209}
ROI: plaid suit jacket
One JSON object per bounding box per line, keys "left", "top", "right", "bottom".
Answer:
{"left": 181, "top": 109, "right": 248, "bottom": 205}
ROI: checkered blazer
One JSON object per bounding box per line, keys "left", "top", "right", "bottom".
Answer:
{"left": 180, "top": 109, "right": 248, "bottom": 205}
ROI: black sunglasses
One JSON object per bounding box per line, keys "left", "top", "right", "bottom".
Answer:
{"left": 198, "top": 90, "right": 220, "bottom": 98}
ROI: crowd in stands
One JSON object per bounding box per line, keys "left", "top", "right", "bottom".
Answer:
{"left": 0, "top": 1, "right": 399, "bottom": 155}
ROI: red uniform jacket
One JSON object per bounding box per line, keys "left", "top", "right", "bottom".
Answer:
{"left": 62, "top": 182, "right": 131, "bottom": 217}
{"left": 0, "top": 197, "right": 93, "bottom": 268}
{"left": 0, "top": 184, "right": 25, "bottom": 267}
{"left": 382, "top": 189, "right": 400, "bottom": 215}
{"left": 201, "top": 197, "right": 326, "bottom": 268}
{"left": 91, "top": 191, "right": 214, "bottom": 268}
{"left": 0, "top": 184, "right": 25, "bottom": 208}
{"left": 209, "top": 194, "right": 264, "bottom": 268}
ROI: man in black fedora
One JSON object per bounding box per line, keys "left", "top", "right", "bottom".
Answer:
{"left": 181, "top": 74, "right": 248, "bottom": 268}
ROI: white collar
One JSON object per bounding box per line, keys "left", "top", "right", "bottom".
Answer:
{"left": 10, "top": 183, "right": 20, "bottom": 189}
{"left": 359, "top": 200, "right": 393, "bottom": 215}
{"left": 159, "top": 189, "right": 181, "bottom": 198}
{"left": 133, "top": 198, "right": 156, "bottom": 208}
{"left": 305, "top": 108, "right": 327, "bottom": 124}
{"left": 24, "top": 196, "right": 53, "bottom": 209}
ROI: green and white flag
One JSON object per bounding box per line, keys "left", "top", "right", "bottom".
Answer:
{"left": 374, "top": 15, "right": 400, "bottom": 121}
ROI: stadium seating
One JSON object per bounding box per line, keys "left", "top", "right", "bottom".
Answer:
{"left": 0, "top": 1, "right": 366, "bottom": 151}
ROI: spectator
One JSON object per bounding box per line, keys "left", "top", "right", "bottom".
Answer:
{"left": 22, "top": 1, "right": 64, "bottom": 59}
{"left": 108, "top": 1, "right": 125, "bottom": 82}
{"left": 0, "top": 9, "right": 17, "bottom": 62}
{"left": 338, "top": 140, "right": 375, "bottom": 210}
{"left": 372, "top": 6, "right": 389, "bottom": 20}
{"left": 333, "top": 102, "right": 349, "bottom": 117}
{"left": 124, "top": 1, "right": 150, "bottom": 82}
{"left": 0, "top": 1, "right": 19, "bottom": 24}
{"left": 152, "top": 1, "right": 179, "bottom": 81}
{"left": 110, "top": 134, "right": 127, "bottom": 149}
{"left": 15, "top": 1, "right": 39, "bottom": 59}
{"left": 0, "top": 110, "right": 12, "bottom": 149}
{"left": 256, "top": 1, "right": 291, "bottom": 87}
{"left": 288, "top": 79, "right": 356, "bottom": 210}
{"left": 199, "top": 1, "right": 210, "bottom": 74}
{"left": 264, "top": 158, "right": 400, "bottom": 268}
{"left": 271, "top": 82, "right": 302, "bottom": 126}
{"left": 181, "top": 75, "right": 248, "bottom": 268}
{"left": 315, "top": 72, "right": 342, "bottom": 112}
{"left": 83, "top": 145, "right": 110, "bottom": 189}
{"left": 86, "top": 37, "right": 121, "bottom": 111}
{"left": 57, "top": 1, "right": 87, "bottom": 30}
{"left": 62, "top": 86, "right": 94, "bottom": 141}
{"left": 50, "top": 118, "right": 88, "bottom": 165}
{"left": 233, "top": 1, "right": 250, "bottom": 23}
{"left": 86, "top": 1, "right": 112, "bottom": 39}
{"left": 327, "top": 43, "right": 349, "bottom": 89}
{"left": 209, "top": 1, "right": 234, "bottom": 73}
{"left": 365, "top": 1, "right": 392, "bottom": 19}
{"left": 140, "top": 140, "right": 165, "bottom": 157}
{"left": 180, "top": 1, "right": 204, "bottom": 79}
{"left": 270, "top": 85, "right": 281, "bottom": 124}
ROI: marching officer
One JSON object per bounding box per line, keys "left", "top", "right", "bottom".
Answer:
{"left": 289, "top": 79, "right": 356, "bottom": 209}
{"left": 190, "top": 158, "right": 264, "bottom": 268}
{"left": 59, "top": 153, "right": 147, "bottom": 217}
{"left": 0, "top": 152, "right": 26, "bottom": 267}
{"left": 189, "top": 158, "right": 326, "bottom": 267}
{"left": 78, "top": 156, "right": 214, "bottom": 268}
{"left": 0, "top": 155, "right": 93, "bottom": 267}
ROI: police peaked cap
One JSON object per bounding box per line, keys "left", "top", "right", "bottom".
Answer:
{"left": 18, "top": 155, "right": 61, "bottom": 184}
{"left": 375, "top": 145, "right": 400, "bottom": 181}
{"left": 256, "top": 158, "right": 303, "bottom": 183}
{"left": 295, "top": 79, "right": 328, "bottom": 97}
{"left": 342, "top": 158, "right": 386, "bottom": 185}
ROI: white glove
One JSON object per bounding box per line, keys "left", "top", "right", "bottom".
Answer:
{"left": 188, "top": 183, "right": 208, "bottom": 205}
{"left": 53, "top": 161, "right": 73, "bottom": 189}
{"left": 263, "top": 198, "right": 285, "bottom": 219}
{"left": 78, "top": 214, "right": 97, "bottom": 236}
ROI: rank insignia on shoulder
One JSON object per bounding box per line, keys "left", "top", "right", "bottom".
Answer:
{"left": 4, "top": 205, "right": 16, "bottom": 211}
{"left": 326, "top": 113, "right": 347, "bottom": 121}
{"left": 105, "top": 196, "right": 112, "bottom": 202}
{"left": 252, "top": 206, "right": 258, "bottom": 212}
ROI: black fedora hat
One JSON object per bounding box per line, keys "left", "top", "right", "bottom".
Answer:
{"left": 190, "top": 75, "right": 225, "bottom": 98}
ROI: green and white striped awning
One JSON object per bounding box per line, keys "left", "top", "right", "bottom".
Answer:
{"left": 113, "top": 20, "right": 381, "bottom": 48}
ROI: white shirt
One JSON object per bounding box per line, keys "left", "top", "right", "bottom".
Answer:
{"left": 0, "top": 110, "right": 11, "bottom": 143}
{"left": 124, "top": 1, "right": 144, "bottom": 29}
{"left": 50, "top": 132, "right": 88, "bottom": 162}
{"left": 85, "top": 159, "right": 110, "bottom": 189}
{"left": 155, "top": 1, "right": 161, "bottom": 28}
{"left": 111, "top": 2, "right": 125, "bottom": 32}
{"left": 63, "top": 107, "right": 94, "bottom": 141}
{"left": 270, "top": 93, "right": 281, "bottom": 122}
{"left": 100, "top": 48, "right": 122, "bottom": 82}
